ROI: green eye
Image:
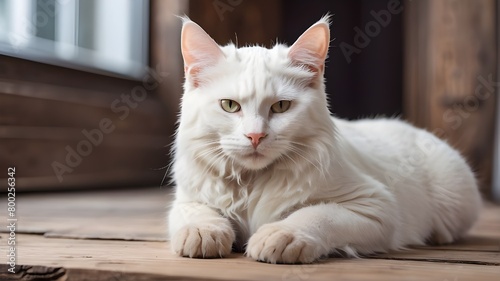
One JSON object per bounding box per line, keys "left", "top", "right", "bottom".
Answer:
{"left": 271, "top": 100, "right": 291, "bottom": 113}
{"left": 220, "top": 99, "right": 241, "bottom": 113}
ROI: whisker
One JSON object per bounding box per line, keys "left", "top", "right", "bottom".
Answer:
{"left": 275, "top": 141, "right": 325, "bottom": 177}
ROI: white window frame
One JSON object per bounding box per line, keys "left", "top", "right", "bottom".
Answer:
{"left": 0, "top": 0, "right": 149, "bottom": 80}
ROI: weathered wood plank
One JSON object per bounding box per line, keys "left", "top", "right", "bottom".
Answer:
{"left": 0, "top": 93, "right": 169, "bottom": 134}
{"left": 375, "top": 249, "right": 500, "bottom": 265}
{"left": 0, "top": 55, "right": 141, "bottom": 94}
{"left": 0, "top": 138, "right": 169, "bottom": 180}
{"left": 0, "top": 265, "right": 66, "bottom": 281}
{"left": 1, "top": 234, "right": 498, "bottom": 281}
{"left": 13, "top": 172, "right": 167, "bottom": 192}
{"left": 8, "top": 188, "right": 171, "bottom": 240}
{"left": 1, "top": 188, "right": 498, "bottom": 250}
{"left": 0, "top": 264, "right": 216, "bottom": 281}
{"left": 0, "top": 188, "right": 498, "bottom": 280}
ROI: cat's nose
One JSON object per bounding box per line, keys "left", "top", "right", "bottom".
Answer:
{"left": 245, "top": 133, "right": 267, "bottom": 149}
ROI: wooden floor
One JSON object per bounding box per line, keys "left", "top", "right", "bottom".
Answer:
{"left": 1, "top": 188, "right": 499, "bottom": 280}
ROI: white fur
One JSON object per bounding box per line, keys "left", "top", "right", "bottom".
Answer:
{"left": 168, "top": 17, "right": 482, "bottom": 264}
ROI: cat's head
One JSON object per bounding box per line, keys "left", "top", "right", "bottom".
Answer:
{"left": 178, "top": 16, "right": 332, "bottom": 172}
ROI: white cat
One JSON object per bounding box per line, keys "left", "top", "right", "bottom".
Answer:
{"left": 168, "top": 16, "right": 482, "bottom": 264}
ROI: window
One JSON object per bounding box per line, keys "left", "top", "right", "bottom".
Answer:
{"left": 0, "top": 0, "right": 149, "bottom": 80}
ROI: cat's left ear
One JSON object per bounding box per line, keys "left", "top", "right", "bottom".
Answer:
{"left": 288, "top": 16, "right": 330, "bottom": 74}
{"left": 181, "top": 19, "right": 224, "bottom": 87}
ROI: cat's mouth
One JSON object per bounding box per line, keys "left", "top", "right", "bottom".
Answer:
{"left": 243, "top": 151, "right": 265, "bottom": 159}
{"left": 238, "top": 151, "right": 270, "bottom": 170}
{"left": 233, "top": 149, "right": 274, "bottom": 170}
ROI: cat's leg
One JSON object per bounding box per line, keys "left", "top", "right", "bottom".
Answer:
{"left": 246, "top": 201, "right": 395, "bottom": 264}
{"left": 169, "top": 201, "right": 235, "bottom": 258}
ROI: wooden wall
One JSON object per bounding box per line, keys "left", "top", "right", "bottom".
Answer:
{"left": 404, "top": 0, "right": 497, "bottom": 196}
{"left": 2, "top": 0, "right": 496, "bottom": 195}
{"left": 0, "top": 0, "right": 186, "bottom": 191}
{"left": 188, "top": 0, "right": 282, "bottom": 48}
{"left": 0, "top": 57, "right": 167, "bottom": 190}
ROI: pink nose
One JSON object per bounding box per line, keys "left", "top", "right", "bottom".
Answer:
{"left": 245, "top": 133, "right": 267, "bottom": 149}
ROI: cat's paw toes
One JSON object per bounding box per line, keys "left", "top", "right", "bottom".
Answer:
{"left": 246, "top": 224, "right": 323, "bottom": 264}
{"left": 171, "top": 223, "right": 235, "bottom": 258}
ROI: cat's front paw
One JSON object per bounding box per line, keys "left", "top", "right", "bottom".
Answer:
{"left": 171, "top": 222, "right": 235, "bottom": 258}
{"left": 246, "top": 223, "right": 324, "bottom": 264}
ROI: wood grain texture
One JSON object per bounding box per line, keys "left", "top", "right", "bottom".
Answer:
{"left": 0, "top": 265, "right": 66, "bottom": 281}
{"left": 0, "top": 264, "right": 217, "bottom": 281}
{"left": 188, "top": 0, "right": 283, "bottom": 48}
{"left": 0, "top": 234, "right": 498, "bottom": 281}
{"left": 0, "top": 188, "right": 498, "bottom": 280}
{"left": 0, "top": 8, "right": 174, "bottom": 190}
{"left": 0, "top": 137, "right": 169, "bottom": 187}
{"left": 147, "top": 0, "right": 187, "bottom": 186}
{"left": 12, "top": 172, "right": 167, "bottom": 191}
{"left": 0, "top": 90, "right": 168, "bottom": 133}
{"left": 375, "top": 249, "right": 500, "bottom": 265}
{"left": 8, "top": 188, "right": 171, "bottom": 240}
{"left": 404, "top": 0, "right": 498, "bottom": 196}
{"left": 2, "top": 188, "right": 498, "bottom": 244}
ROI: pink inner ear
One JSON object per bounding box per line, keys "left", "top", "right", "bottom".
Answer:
{"left": 289, "top": 48, "right": 324, "bottom": 73}
{"left": 288, "top": 22, "right": 330, "bottom": 74}
{"left": 181, "top": 21, "right": 224, "bottom": 87}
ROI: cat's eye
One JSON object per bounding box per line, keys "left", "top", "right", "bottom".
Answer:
{"left": 271, "top": 100, "right": 291, "bottom": 113}
{"left": 220, "top": 99, "right": 241, "bottom": 113}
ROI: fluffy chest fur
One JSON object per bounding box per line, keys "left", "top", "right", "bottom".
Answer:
{"left": 176, "top": 160, "right": 321, "bottom": 241}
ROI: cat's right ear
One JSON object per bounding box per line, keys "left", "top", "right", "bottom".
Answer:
{"left": 288, "top": 16, "right": 330, "bottom": 75}
{"left": 181, "top": 19, "right": 224, "bottom": 87}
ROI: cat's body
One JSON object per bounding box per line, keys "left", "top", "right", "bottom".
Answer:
{"left": 168, "top": 17, "right": 481, "bottom": 263}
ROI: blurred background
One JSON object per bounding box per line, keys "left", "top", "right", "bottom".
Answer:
{"left": 0, "top": 0, "right": 498, "bottom": 201}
